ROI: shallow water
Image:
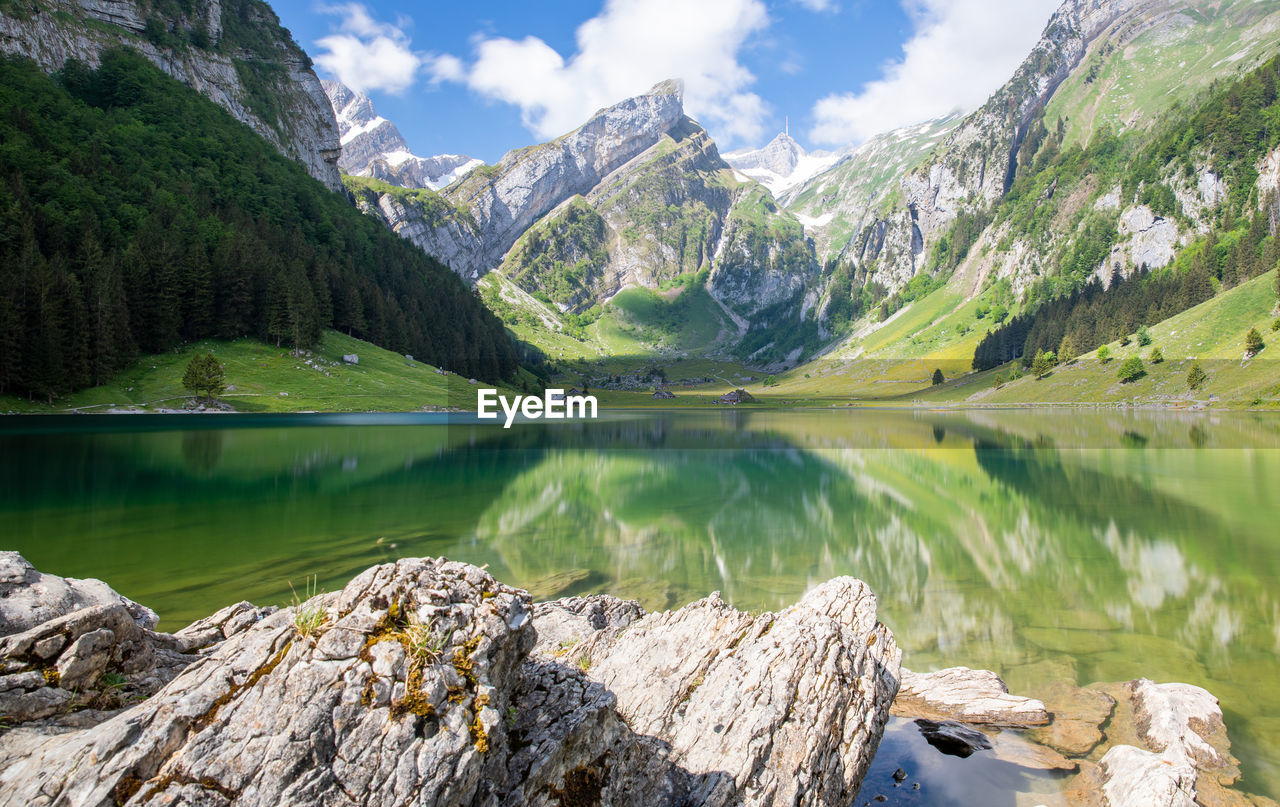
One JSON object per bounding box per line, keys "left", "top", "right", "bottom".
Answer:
{"left": 3, "top": 409, "right": 1279, "bottom": 799}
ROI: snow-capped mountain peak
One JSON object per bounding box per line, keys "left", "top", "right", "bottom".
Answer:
{"left": 322, "top": 80, "right": 483, "bottom": 192}
{"left": 723, "top": 131, "right": 841, "bottom": 198}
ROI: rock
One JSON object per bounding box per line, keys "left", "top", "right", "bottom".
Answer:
{"left": 1129, "top": 678, "right": 1230, "bottom": 770}
{"left": 893, "top": 666, "right": 1050, "bottom": 726}
{"left": 912, "top": 719, "right": 992, "bottom": 758}
{"left": 0, "top": 552, "right": 157, "bottom": 636}
{"left": 524, "top": 579, "right": 901, "bottom": 806}
{"left": 53, "top": 628, "right": 116, "bottom": 690}
{"left": 167, "top": 601, "right": 276, "bottom": 653}
{"left": 1099, "top": 745, "right": 1198, "bottom": 807}
{"left": 1028, "top": 680, "right": 1116, "bottom": 756}
{"left": 988, "top": 731, "right": 1078, "bottom": 772}
{"left": 0, "top": 561, "right": 901, "bottom": 807}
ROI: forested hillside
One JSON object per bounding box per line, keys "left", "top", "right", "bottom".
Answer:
{"left": 974, "top": 54, "right": 1280, "bottom": 370}
{"left": 0, "top": 51, "right": 516, "bottom": 400}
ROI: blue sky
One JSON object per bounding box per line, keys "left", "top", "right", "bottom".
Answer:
{"left": 269, "top": 0, "right": 1061, "bottom": 163}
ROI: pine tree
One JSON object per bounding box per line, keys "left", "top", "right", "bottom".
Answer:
{"left": 1031, "top": 350, "right": 1057, "bottom": 378}
{"left": 1245, "top": 327, "right": 1265, "bottom": 356}
{"left": 931, "top": 368, "right": 944, "bottom": 385}
{"left": 1187, "top": 361, "right": 1208, "bottom": 391}
{"left": 182, "top": 352, "right": 225, "bottom": 401}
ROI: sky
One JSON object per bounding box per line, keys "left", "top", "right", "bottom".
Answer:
{"left": 269, "top": 0, "right": 1062, "bottom": 163}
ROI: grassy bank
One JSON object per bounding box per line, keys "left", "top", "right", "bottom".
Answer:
{"left": 0, "top": 330, "right": 532, "bottom": 414}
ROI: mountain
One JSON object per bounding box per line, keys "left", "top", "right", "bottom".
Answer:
{"left": 795, "top": 0, "right": 1280, "bottom": 300}
{"left": 722, "top": 132, "right": 841, "bottom": 198}
{"left": 0, "top": 0, "right": 342, "bottom": 189}
{"left": 323, "top": 80, "right": 482, "bottom": 191}
{"left": 349, "top": 80, "right": 825, "bottom": 366}
{"left": 765, "top": 0, "right": 1280, "bottom": 402}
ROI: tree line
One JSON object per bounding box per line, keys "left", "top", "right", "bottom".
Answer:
{"left": 0, "top": 51, "right": 517, "bottom": 401}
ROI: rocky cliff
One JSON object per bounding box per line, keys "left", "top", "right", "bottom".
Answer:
{"left": 324, "top": 79, "right": 481, "bottom": 190}
{"left": 0, "top": 0, "right": 342, "bottom": 190}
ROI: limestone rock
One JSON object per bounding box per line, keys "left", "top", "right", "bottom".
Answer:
{"left": 0, "top": 552, "right": 158, "bottom": 636}
{"left": 892, "top": 666, "right": 1050, "bottom": 726}
{"left": 537, "top": 579, "right": 902, "bottom": 806}
{"left": 1028, "top": 680, "right": 1116, "bottom": 756}
{"left": 0, "top": 561, "right": 900, "bottom": 807}
{"left": 1099, "top": 745, "right": 1198, "bottom": 807}
{"left": 1129, "top": 678, "right": 1230, "bottom": 770}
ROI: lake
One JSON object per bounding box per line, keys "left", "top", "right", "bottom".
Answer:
{"left": 3, "top": 409, "right": 1279, "bottom": 801}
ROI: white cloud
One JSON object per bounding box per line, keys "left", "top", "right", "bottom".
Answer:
{"left": 794, "top": 0, "right": 838, "bottom": 11}
{"left": 809, "top": 0, "right": 1060, "bottom": 145}
{"left": 314, "top": 4, "right": 425, "bottom": 94}
{"left": 460, "top": 0, "right": 771, "bottom": 146}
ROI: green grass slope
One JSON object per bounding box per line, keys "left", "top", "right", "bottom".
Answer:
{"left": 0, "top": 330, "right": 532, "bottom": 413}
{"left": 1046, "top": 0, "right": 1280, "bottom": 148}
{"left": 917, "top": 270, "right": 1280, "bottom": 407}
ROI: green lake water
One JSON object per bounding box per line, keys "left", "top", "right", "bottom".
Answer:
{"left": 3, "top": 409, "right": 1279, "bottom": 800}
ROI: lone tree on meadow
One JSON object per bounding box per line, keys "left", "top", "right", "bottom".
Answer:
{"left": 1116, "top": 356, "right": 1146, "bottom": 383}
{"left": 1186, "top": 361, "right": 1208, "bottom": 391}
{"left": 183, "top": 352, "right": 226, "bottom": 402}
{"left": 1245, "top": 327, "right": 1265, "bottom": 356}
{"left": 931, "top": 368, "right": 944, "bottom": 385}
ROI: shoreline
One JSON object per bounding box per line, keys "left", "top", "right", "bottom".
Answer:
{"left": 1, "top": 553, "right": 1273, "bottom": 806}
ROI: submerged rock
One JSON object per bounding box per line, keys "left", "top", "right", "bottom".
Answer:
{"left": 0, "top": 557, "right": 901, "bottom": 807}
{"left": 912, "top": 719, "right": 992, "bottom": 758}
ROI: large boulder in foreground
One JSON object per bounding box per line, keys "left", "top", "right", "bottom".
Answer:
{"left": 0, "top": 557, "right": 901, "bottom": 807}
{"left": 0, "top": 552, "right": 158, "bottom": 637}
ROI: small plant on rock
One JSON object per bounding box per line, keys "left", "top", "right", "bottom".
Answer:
{"left": 289, "top": 576, "right": 327, "bottom": 639}
{"left": 394, "top": 614, "right": 446, "bottom": 663}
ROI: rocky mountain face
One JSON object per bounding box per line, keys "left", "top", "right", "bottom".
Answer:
{"left": 351, "top": 79, "right": 824, "bottom": 363}
{"left": 787, "top": 115, "right": 961, "bottom": 263}
{"left": 793, "top": 0, "right": 1280, "bottom": 305}
{"left": 0, "top": 0, "right": 342, "bottom": 190}
{"left": 323, "top": 80, "right": 481, "bottom": 190}
{"left": 723, "top": 131, "right": 840, "bottom": 199}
